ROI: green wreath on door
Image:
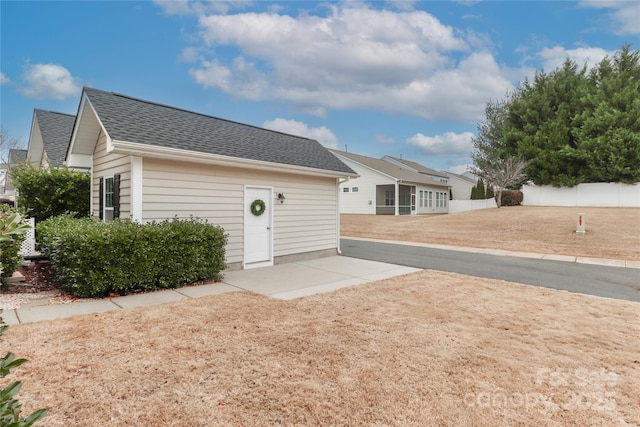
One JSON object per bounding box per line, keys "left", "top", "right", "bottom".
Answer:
{"left": 250, "top": 199, "right": 266, "bottom": 216}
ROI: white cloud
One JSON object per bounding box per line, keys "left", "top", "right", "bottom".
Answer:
{"left": 184, "top": 3, "right": 515, "bottom": 122}
{"left": 406, "top": 131, "right": 474, "bottom": 157}
{"left": 0, "top": 73, "right": 9, "bottom": 85}
{"left": 180, "top": 46, "right": 202, "bottom": 62}
{"left": 19, "top": 63, "right": 81, "bottom": 100}
{"left": 262, "top": 118, "right": 338, "bottom": 149}
{"left": 375, "top": 134, "right": 397, "bottom": 145}
{"left": 386, "top": 1, "right": 417, "bottom": 11}
{"left": 538, "top": 46, "right": 613, "bottom": 72}
{"left": 579, "top": 0, "right": 640, "bottom": 35}
{"left": 154, "top": 0, "right": 252, "bottom": 16}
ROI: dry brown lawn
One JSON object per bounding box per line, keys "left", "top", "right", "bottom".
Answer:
{"left": 4, "top": 206, "right": 640, "bottom": 426}
{"left": 342, "top": 206, "right": 640, "bottom": 260}
{"left": 5, "top": 271, "right": 640, "bottom": 426}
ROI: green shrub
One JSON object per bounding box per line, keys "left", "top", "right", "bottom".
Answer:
{"left": 37, "top": 216, "right": 227, "bottom": 298}
{"left": 0, "top": 205, "right": 27, "bottom": 287}
{"left": 9, "top": 163, "right": 90, "bottom": 223}
{"left": 500, "top": 190, "right": 524, "bottom": 206}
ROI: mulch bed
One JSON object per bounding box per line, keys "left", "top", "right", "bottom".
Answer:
{"left": 10, "top": 261, "right": 59, "bottom": 293}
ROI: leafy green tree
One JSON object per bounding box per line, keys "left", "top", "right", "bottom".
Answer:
{"left": 9, "top": 163, "right": 90, "bottom": 223}
{"left": 504, "top": 59, "right": 591, "bottom": 186}
{"left": 573, "top": 45, "right": 640, "bottom": 184}
{"left": 473, "top": 45, "right": 639, "bottom": 187}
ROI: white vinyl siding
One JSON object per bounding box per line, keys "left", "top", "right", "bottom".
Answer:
{"left": 91, "top": 131, "right": 131, "bottom": 219}
{"left": 142, "top": 158, "right": 338, "bottom": 265}
{"left": 335, "top": 156, "right": 395, "bottom": 215}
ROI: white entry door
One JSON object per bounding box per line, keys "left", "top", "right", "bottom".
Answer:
{"left": 244, "top": 186, "right": 273, "bottom": 267}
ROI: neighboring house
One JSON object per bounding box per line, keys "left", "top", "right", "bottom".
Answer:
{"left": 1, "top": 149, "right": 27, "bottom": 200}
{"left": 65, "top": 87, "right": 357, "bottom": 270}
{"left": 26, "top": 109, "right": 76, "bottom": 168}
{"left": 444, "top": 172, "right": 476, "bottom": 200}
{"left": 382, "top": 156, "right": 450, "bottom": 185}
{"left": 331, "top": 150, "right": 450, "bottom": 215}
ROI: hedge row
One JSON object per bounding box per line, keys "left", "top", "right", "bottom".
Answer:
{"left": 37, "top": 216, "right": 227, "bottom": 298}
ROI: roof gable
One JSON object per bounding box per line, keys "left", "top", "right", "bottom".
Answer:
{"left": 80, "top": 88, "right": 354, "bottom": 175}
{"left": 34, "top": 110, "right": 75, "bottom": 165}
{"left": 445, "top": 171, "right": 476, "bottom": 184}
{"left": 331, "top": 150, "right": 449, "bottom": 188}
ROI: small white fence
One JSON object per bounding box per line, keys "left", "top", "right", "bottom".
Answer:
{"left": 18, "top": 217, "right": 36, "bottom": 257}
{"left": 522, "top": 183, "right": 640, "bottom": 207}
{"left": 449, "top": 198, "right": 497, "bottom": 214}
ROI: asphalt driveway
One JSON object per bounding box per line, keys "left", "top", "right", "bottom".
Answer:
{"left": 340, "top": 238, "right": 640, "bottom": 302}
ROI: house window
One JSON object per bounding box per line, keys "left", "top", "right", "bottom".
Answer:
{"left": 435, "top": 191, "right": 448, "bottom": 208}
{"left": 343, "top": 187, "right": 349, "bottom": 192}
{"left": 352, "top": 187, "right": 359, "bottom": 192}
{"left": 419, "top": 190, "right": 424, "bottom": 207}
{"left": 100, "top": 174, "right": 120, "bottom": 222}
{"left": 385, "top": 190, "right": 394, "bottom": 206}
{"left": 428, "top": 191, "right": 433, "bottom": 208}
{"left": 104, "top": 176, "right": 114, "bottom": 221}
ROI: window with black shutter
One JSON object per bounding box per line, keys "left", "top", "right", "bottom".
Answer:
{"left": 101, "top": 175, "right": 120, "bottom": 221}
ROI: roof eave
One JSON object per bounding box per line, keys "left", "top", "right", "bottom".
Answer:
{"left": 111, "top": 140, "right": 358, "bottom": 179}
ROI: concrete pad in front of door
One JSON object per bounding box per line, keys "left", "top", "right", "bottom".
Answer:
{"left": 221, "top": 256, "right": 421, "bottom": 300}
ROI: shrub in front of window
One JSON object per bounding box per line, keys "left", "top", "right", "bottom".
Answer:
{"left": 37, "top": 216, "right": 228, "bottom": 298}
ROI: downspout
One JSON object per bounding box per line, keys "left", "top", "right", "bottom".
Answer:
{"left": 336, "top": 177, "right": 350, "bottom": 254}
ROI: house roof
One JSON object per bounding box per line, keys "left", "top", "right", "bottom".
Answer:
{"left": 331, "top": 150, "right": 449, "bottom": 188}
{"left": 445, "top": 171, "right": 476, "bottom": 184}
{"left": 82, "top": 88, "right": 355, "bottom": 175}
{"left": 34, "top": 109, "right": 75, "bottom": 165}
{"left": 384, "top": 156, "right": 449, "bottom": 178}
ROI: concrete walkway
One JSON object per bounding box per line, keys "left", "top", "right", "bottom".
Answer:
{"left": 4, "top": 240, "right": 636, "bottom": 325}
{"left": 2, "top": 256, "right": 420, "bottom": 325}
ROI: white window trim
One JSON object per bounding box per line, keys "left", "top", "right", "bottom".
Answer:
{"left": 103, "top": 175, "right": 114, "bottom": 221}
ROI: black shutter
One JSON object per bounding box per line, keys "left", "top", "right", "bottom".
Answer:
{"left": 113, "top": 174, "right": 121, "bottom": 219}
{"left": 99, "top": 177, "right": 104, "bottom": 220}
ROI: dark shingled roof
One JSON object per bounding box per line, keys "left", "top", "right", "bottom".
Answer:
{"left": 34, "top": 110, "right": 75, "bottom": 165}
{"left": 83, "top": 88, "right": 355, "bottom": 175}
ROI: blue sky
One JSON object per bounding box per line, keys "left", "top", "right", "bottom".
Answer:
{"left": 1, "top": 1, "right": 637, "bottom": 172}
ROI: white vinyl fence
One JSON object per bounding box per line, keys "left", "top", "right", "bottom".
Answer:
{"left": 522, "top": 183, "right": 640, "bottom": 207}
{"left": 449, "top": 198, "right": 497, "bottom": 214}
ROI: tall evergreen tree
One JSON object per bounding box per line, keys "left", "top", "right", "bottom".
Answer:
{"left": 504, "top": 59, "right": 590, "bottom": 186}
{"left": 573, "top": 45, "right": 640, "bottom": 184}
